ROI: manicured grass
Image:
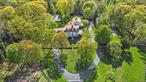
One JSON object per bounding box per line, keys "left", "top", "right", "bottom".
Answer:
{"left": 95, "top": 62, "right": 114, "bottom": 82}
{"left": 94, "top": 47, "right": 145, "bottom": 82}
{"left": 63, "top": 49, "right": 80, "bottom": 73}
{"left": 63, "top": 48, "right": 96, "bottom": 73}
{"left": 122, "top": 47, "right": 145, "bottom": 82}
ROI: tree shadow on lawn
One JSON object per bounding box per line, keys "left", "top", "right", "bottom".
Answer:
{"left": 137, "top": 46, "right": 146, "bottom": 63}
{"left": 98, "top": 47, "right": 133, "bottom": 68}
{"left": 137, "top": 46, "right": 146, "bottom": 54}
{"left": 83, "top": 68, "right": 98, "bottom": 82}
{"left": 76, "top": 64, "right": 98, "bottom": 82}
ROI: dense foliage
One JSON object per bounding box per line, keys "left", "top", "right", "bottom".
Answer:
{"left": 0, "top": 0, "right": 146, "bottom": 82}
{"left": 95, "top": 25, "right": 112, "bottom": 45}
{"left": 76, "top": 39, "right": 96, "bottom": 71}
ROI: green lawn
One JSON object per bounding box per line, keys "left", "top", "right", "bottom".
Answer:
{"left": 63, "top": 48, "right": 96, "bottom": 73}
{"left": 63, "top": 49, "right": 80, "bottom": 73}
{"left": 93, "top": 47, "right": 145, "bottom": 82}
{"left": 122, "top": 47, "right": 145, "bottom": 82}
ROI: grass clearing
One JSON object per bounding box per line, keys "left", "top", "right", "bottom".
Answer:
{"left": 122, "top": 47, "right": 145, "bottom": 82}
{"left": 63, "top": 49, "right": 80, "bottom": 73}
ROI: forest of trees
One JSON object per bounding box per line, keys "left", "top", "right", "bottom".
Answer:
{"left": 0, "top": 0, "right": 146, "bottom": 82}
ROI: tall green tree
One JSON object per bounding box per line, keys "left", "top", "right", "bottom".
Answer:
{"left": 82, "top": 1, "right": 97, "bottom": 19}
{"left": 105, "top": 0, "right": 118, "bottom": 5}
{"left": 17, "top": 1, "right": 57, "bottom": 29}
{"left": 107, "top": 35, "right": 122, "bottom": 59}
{"left": 8, "top": 16, "right": 33, "bottom": 41}
{"left": 8, "top": 1, "right": 57, "bottom": 44}
{"left": 95, "top": 25, "right": 112, "bottom": 45}
{"left": 42, "top": 51, "right": 61, "bottom": 79}
{"left": 75, "top": 0, "right": 91, "bottom": 14}
{"left": 20, "top": 40, "right": 44, "bottom": 63}
{"left": 56, "top": 0, "right": 75, "bottom": 17}
{"left": 76, "top": 39, "right": 96, "bottom": 71}
{"left": 110, "top": 3, "right": 132, "bottom": 33}
{"left": 6, "top": 43, "right": 22, "bottom": 64}
{"left": 110, "top": 3, "right": 146, "bottom": 44}
{"left": 0, "top": 6, "right": 15, "bottom": 61}
{"left": 36, "top": 29, "right": 55, "bottom": 47}
{"left": 51, "top": 32, "right": 69, "bottom": 54}
{"left": 96, "top": 5, "right": 111, "bottom": 26}
{"left": 133, "top": 23, "right": 146, "bottom": 43}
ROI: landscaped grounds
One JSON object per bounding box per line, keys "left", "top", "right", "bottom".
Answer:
{"left": 0, "top": 0, "right": 146, "bottom": 82}
{"left": 95, "top": 47, "right": 145, "bottom": 82}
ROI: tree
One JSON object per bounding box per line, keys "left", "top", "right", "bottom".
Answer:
{"left": 42, "top": 51, "right": 61, "bottom": 79}
{"left": 51, "top": 32, "right": 69, "bottom": 54}
{"left": 123, "top": 9, "right": 145, "bottom": 43}
{"left": 110, "top": 3, "right": 132, "bottom": 33}
{"left": 60, "top": 53, "right": 67, "bottom": 67}
{"left": 96, "top": 2, "right": 106, "bottom": 14}
{"left": 0, "top": 6, "right": 15, "bottom": 41}
{"left": 82, "top": 1, "right": 97, "bottom": 19}
{"left": 17, "top": 1, "right": 47, "bottom": 19}
{"left": 107, "top": 35, "right": 122, "bottom": 59}
{"left": 75, "top": 0, "right": 91, "bottom": 15}
{"left": 40, "top": 29, "right": 55, "bottom": 47}
{"left": 95, "top": 25, "right": 112, "bottom": 45}
{"left": 76, "top": 39, "right": 96, "bottom": 71}
{"left": 0, "top": 0, "right": 18, "bottom": 6}
{"left": 121, "top": 0, "right": 146, "bottom": 5}
{"left": 82, "top": 29, "right": 91, "bottom": 40}
{"left": 56, "top": 0, "right": 75, "bottom": 17}
{"left": 6, "top": 43, "right": 22, "bottom": 64}
{"left": 20, "top": 40, "right": 44, "bottom": 63}
{"left": 8, "top": 1, "right": 57, "bottom": 43}
{"left": 29, "top": 28, "right": 55, "bottom": 48}
{"left": 0, "top": 6, "right": 15, "bottom": 62}
{"left": 105, "top": 0, "right": 118, "bottom": 5}
{"left": 110, "top": 3, "right": 146, "bottom": 45}
{"left": 84, "top": 68, "right": 98, "bottom": 82}
{"left": 0, "top": 40, "right": 5, "bottom": 62}
{"left": 46, "top": 0, "right": 57, "bottom": 14}
{"left": 17, "top": 1, "right": 57, "bottom": 28}
{"left": 8, "top": 16, "right": 33, "bottom": 41}
{"left": 81, "top": 19, "right": 89, "bottom": 27}
{"left": 124, "top": 9, "right": 144, "bottom": 33}
{"left": 96, "top": 6, "right": 111, "bottom": 27}
{"left": 133, "top": 23, "right": 146, "bottom": 43}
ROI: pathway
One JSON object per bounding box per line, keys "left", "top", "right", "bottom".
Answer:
{"left": 53, "top": 22, "right": 100, "bottom": 82}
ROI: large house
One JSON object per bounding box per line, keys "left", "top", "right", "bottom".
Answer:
{"left": 54, "top": 17, "right": 83, "bottom": 38}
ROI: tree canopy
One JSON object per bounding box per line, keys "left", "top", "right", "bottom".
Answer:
{"left": 76, "top": 38, "right": 96, "bottom": 71}
{"left": 82, "top": 0, "right": 97, "bottom": 19}
{"left": 56, "top": 0, "right": 75, "bottom": 17}
{"left": 95, "top": 25, "right": 112, "bottom": 45}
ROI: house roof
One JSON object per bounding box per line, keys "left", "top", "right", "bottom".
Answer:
{"left": 55, "top": 17, "right": 82, "bottom": 32}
